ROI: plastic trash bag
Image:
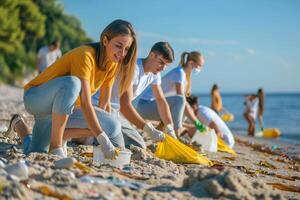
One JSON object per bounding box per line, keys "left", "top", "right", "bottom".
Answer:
{"left": 155, "top": 134, "right": 212, "bottom": 166}
{"left": 217, "top": 136, "right": 237, "bottom": 156}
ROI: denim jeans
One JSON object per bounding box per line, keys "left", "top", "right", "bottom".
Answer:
{"left": 136, "top": 95, "right": 185, "bottom": 129}
{"left": 23, "top": 76, "right": 124, "bottom": 154}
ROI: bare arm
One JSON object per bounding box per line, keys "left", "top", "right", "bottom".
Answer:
{"left": 208, "top": 121, "right": 222, "bottom": 137}
{"left": 120, "top": 87, "right": 146, "bottom": 129}
{"left": 152, "top": 84, "right": 173, "bottom": 125}
{"left": 80, "top": 79, "right": 103, "bottom": 135}
{"left": 98, "top": 86, "right": 112, "bottom": 112}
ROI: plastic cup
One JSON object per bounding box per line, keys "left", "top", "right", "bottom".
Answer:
{"left": 93, "top": 146, "right": 132, "bottom": 168}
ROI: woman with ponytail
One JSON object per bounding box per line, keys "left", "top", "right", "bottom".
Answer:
{"left": 137, "top": 51, "right": 206, "bottom": 137}
{"left": 5, "top": 20, "right": 137, "bottom": 159}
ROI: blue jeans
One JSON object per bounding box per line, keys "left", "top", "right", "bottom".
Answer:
{"left": 136, "top": 95, "right": 185, "bottom": 129}
{"left": 23, "top": 76, "right": 124, "bottom": 155}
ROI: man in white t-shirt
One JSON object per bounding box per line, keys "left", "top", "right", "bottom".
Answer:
{"left": 185, "top": 96, "right": 235, "bottom": 148}
{"left": 36, "top": 40, "right": 62, "bottom": 73}
{"left": 92, "top": 42, "right": 176, "bottom": 148}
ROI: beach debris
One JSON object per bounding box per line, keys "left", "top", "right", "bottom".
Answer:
{"left": 54, "top": 157, "right": 94, "bottom": 174}
{"left": 155, "top": 134, "right": 212, "bottom": 166}
{"left": 275, "top": 174, "right": 298, "bottom": 181}
{"left": 80, "top": 175, "right": 148, "bottom": 190}
{"left": 74, "top": 161, "right": 94, "bottom": 174}
{"left": 258, "top": 160, "right": 277, "bottom": 169}
{"left": 80, "top": 175, "right": 108, "bottom": 184}
{"left": 288, "top": 165, "right": 300, "bottom": 172}
{"left": 4, "top": 160, "right": 28, "bottom": 180}
{"left": 79, "top": 152, "right": 93, "bottom": 157}
{"left": 223, "top": 156, "right": 236, "bottom": 161}
{"left": 32, "top": 185, "right": 73, "bottom": 200}
{"left": 113, "top": 168, "right": 149, "bottom": 181}
{"left": 267, "top": 183, "right": 300, "bottom": 193}
{"left": 54, "top": 157, "right": 77, "bottom": 169}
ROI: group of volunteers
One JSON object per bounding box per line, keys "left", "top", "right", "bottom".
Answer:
{"left": 5, "top": 19, "right": 236, "bottom": 159}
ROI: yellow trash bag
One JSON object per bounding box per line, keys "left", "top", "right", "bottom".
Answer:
{"left": 155, "top": 134, "right": 212, "bottom": 166}
{"left": 217, "top": 136, "right": 237, "bottom": 157}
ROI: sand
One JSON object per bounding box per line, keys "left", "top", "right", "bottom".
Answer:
{"left": 0, "top": 84, "right": 299, "bottom": 200}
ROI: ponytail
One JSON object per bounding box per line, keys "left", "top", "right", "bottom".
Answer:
{"left": 179, "top": 52, "right": 189, "bottom": 67}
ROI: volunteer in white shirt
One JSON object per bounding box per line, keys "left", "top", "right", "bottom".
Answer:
{"left": 186, "top": 96, "right": 235, "bottom": 148}
{"left": 138, "top": 51, "right": 207, "bottom": 137}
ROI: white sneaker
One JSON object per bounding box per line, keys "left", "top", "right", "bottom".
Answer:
{"left": 4, "top": 114, "right": 23, "bottom": 139}
{"left": 50, "top": 147, "right": 67, "bottom": 158}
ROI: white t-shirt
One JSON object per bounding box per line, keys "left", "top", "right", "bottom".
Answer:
{"left": 141, "top": 66, "right": 186, "bottom": 100}
{"left": 245, "top": 97, "right": 259, "bottom": 120}
{"left": 92, "top": 58, "right": 161, "bottom": 110}
{"left": 197, "top": 105, "right": 235, "bottom": 148}
{"left": 37, "top": 46, "right": 62, "bottom": 72}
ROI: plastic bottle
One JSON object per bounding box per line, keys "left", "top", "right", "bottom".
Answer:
{"left": 191, "top": 129, "right": 218, "bottom": 152}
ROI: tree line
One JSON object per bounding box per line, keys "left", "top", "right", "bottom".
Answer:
{"left": 0, "top": 0, "right": 92, "bottom": 83}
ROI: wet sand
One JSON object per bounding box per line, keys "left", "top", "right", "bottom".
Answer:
{"left": 0, "top": 84, "right": 299, "bottom": 199}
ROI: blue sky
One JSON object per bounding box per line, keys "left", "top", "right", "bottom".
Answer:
{"left": 61, "top": 0, "right": 300, "bottom": 93}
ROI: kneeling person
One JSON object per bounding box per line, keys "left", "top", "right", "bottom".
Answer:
{"left": 185, "top": 96, "right": 235, "bottom": 148}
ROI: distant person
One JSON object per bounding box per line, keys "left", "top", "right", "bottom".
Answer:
{"left": 243, "top": 88, "right": 264, "bottom": 136}
{"left": 36, "top": 40, "right": 62, "bottom": 73}
{"left": 185, "top": 96, "right": 235, "bottom": 148}
{"left": 211, "top": 84, "right": 224, "bottom": 114}
{"left": 211, "top": 83, "right": 235, "bottom": 122}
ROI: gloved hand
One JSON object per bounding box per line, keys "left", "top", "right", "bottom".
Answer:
{"left": 143, "top": 122, "right": 165, "bottom": 142}
{"left": 164, "top": 124, "right": 177, "bottom": 139}
{"left": 96, "top": 131, "right": 119, "bottom": 159}
{"left": 194, "top": 119, "right": 207, "bottom": 133}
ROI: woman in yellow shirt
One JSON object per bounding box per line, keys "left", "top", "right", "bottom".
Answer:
{"left": 5, "top": 20, "right": 137, "bottom": 158}
{"left": 211, "top": 84, "right": 223, "bottom": 113}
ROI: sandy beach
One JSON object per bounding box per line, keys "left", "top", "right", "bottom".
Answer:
{"left": 0, "top": 84, "right": 299, "bottom": 200}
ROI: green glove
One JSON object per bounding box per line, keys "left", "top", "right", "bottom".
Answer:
{"left": 194, "top": 119, "right": 206, "bottom": 133}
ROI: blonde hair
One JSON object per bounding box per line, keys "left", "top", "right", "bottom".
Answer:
{"left": 179, "top": 51, "right": 202, "bottom": 97}
{"left": 89, "top": 19, "right": 137, "bottom": 95}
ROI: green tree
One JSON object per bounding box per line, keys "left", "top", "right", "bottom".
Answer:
{"left": 0, "top": 0, "right": 91, "bottom": 84}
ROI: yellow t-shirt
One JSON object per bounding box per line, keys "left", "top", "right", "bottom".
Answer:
{"left": 24, "top": 45, "right": 119, "bottom": 106}
{"left": 211, "top": 91, "right": 223, "bottom": 112}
